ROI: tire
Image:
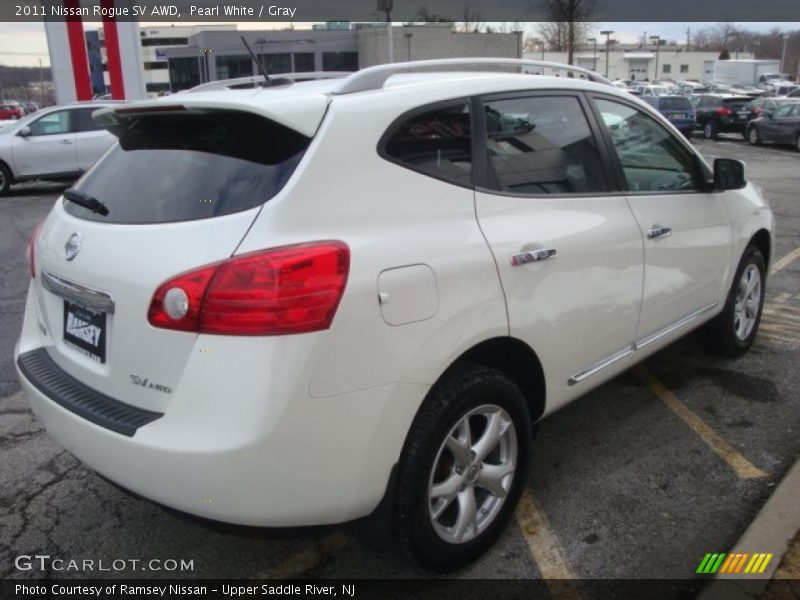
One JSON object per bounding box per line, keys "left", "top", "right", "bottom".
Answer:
{"left": 0, "top": 162, "right": 12, "bottom": 196}
{"left": 748, "top": 126, "right": 762, "bottom": 146}
{"left": 796, "top": 133, "right": 800, "bottom": 153}
{"left": 392, "top": 363, "right": 532, "bottom": 571}
{"left": 701, "top": 245, "right": 766, "bottom": 357}
{"left": 703, "top": 121, "right": 718, "bottom": 140}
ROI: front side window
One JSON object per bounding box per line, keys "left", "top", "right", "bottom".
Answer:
{"left": 29, "top": 110, "right": 72, "bottom": 136}
{"left": 483, "top": 95, "right": 607, "bottom": 195}
{"left": 595, "top": 98, "right": 702, "bottom": 193}
{"left": 773, "top": 104, "right": 794, "bottom": 118}
{"left": 383, "top": 103, "right": 472, "bottom": 186}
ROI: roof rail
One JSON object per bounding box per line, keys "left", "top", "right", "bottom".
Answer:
{"left": 333, "top": 58, "right": 611, "bottom": 95}
{"left": 183, "top": 71, "right": 352, "bottom": 93}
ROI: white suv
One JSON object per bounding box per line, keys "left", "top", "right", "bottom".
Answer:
{"left": 15, "top": 60, "right": 773, "bottom": 570}
{"left": 0, "top": 101, "right": 120, "bottom": 195}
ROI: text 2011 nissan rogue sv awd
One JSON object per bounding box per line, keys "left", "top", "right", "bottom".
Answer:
{"left": 16, "top": 60, "right": 773, "bottom": 570}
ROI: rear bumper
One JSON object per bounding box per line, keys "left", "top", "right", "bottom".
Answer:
{"left": 15, "top": 287, "right": 426, "bottom": 527}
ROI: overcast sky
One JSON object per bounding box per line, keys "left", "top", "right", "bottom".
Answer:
{"left": 0, "top": 21, "right": 797, "bottom": 67}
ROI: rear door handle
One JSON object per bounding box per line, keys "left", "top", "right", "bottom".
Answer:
{"left": 647, "top": 225, "right": 672, "bottom": 239}
{"left": 511, "top": 248, "right": 557, "bottom": 266}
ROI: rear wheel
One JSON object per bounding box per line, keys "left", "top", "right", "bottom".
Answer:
{"left": 0, "top": 163, "right": 12, "bottom": 195}
{"left": 393, "top": 364, "right": 532, "bottom": 571}
{"left": 701, "top": 245, "right": 766, "bottom": 357}
{"left": 748, "top": 126, "right": 762, "bottom": 146}
{"left": 703, "top": 122, "right": 718, "bottom": 140}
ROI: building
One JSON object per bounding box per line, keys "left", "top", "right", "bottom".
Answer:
{"left": 525, "top": 44, "right": 754, "bottom": 83}
{"left": 98, "top": 24, "right": 235, "bottom": 96}
{"left": 164, "top": 24, "right": 521, "bottom": 92}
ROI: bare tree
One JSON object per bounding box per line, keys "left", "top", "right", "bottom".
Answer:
{"left": 534, "top": 0, "right": 598, "bottom": 64}
{"left": 459, "top": 4, "right": 482, "bottom": 33}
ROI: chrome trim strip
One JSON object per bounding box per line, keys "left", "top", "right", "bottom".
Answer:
{"left": 634, "top": 301, "right": 718, "bottom": 351}
{"left": 41, "top": 271, "right": 115, "bottom": 314}
{"left": 567, "top": 301, "right": 719, "bottom": 386}
{"left": 568, "top": 345, "right": 635, "bottom": 386}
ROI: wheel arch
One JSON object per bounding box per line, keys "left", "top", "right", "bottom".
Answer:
{"left": 0, "top": 158, "right": 15, "bottom": 181}
{"left": 749, "top": 228, "right": 772, "bottom": 271}
{"left": 440, "top": 336, "right": 547, "bottom": 425}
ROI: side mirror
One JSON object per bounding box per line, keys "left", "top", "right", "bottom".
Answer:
{"left": 714, "top": 158, "right": 746, "bottom": 191}
{"left": 17, "top": 125, "right": 31, "bottom": 137}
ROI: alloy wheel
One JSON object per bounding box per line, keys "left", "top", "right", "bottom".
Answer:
{"left": 428, "top": 404, "right": 517, "bottom": 544}
{"left": 733, "top": 263, "right": 761, "bottom": 341}
{"left": 749, "top": 128, "right": 759, "bottom": 145}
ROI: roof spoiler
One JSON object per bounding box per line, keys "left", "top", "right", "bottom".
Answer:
{"left": 183, "top": 71, "right": 352, "bottom": 93}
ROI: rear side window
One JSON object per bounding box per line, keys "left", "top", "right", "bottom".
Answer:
{"left": 660, "top": 97, "right": 692, "bottom": 111}
{"left": 65, "top": 111, "right": 310, "bottom": 224}
{"left": 74, "top": 108, "right": 105, "bottom": 132}
{"left": 382, "top": 103, "right": 472, "bottom": 186}
{"left": 483, "top": 95, "right": 607, "bottom": 195}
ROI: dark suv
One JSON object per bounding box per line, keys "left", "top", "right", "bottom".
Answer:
{"left": 693, "top": 94, "right": 753, "bottom": 140}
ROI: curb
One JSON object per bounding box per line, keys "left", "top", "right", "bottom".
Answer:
{"left": 697, "top": 456, "right": 800, "bottom": 600}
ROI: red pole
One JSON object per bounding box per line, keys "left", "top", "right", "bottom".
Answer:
{"left": 101, "top": 0, "right": 126, "bottom": 99}
{"left": 63, "top": 0, "right": 92, "bottom": 100}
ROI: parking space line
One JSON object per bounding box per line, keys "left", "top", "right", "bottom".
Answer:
{"left": 771, "top": 247, "right": 800, "bottom": 274}
{"left": 254, "top": 533, "right": 349, "bottom": 579}
{"left": 759, "top": 331, "right": 798, "bottom": 345}
{"left": 632, "top": 367, "right": 767, "bottom": 480}
{"left": 773, "top": 293, "right": 791, "bottom": 304}
{"left": 759, "top": 322, "right": 800, "bottom": 336}
{"left": 762, "top": 307, "right": 800, "bottom": 322}
{"left": 515, "top": 488, "right": 581, "bottom": 599}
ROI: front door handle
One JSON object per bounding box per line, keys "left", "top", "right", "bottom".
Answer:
{"left": 647, "top": 225, "right": 672, "bottom": 239}
{"left": 511, "top": 248, "right": 557, "bottom": 266}
{"left": 59, "top": 139, "right": 73, "bottom": 145}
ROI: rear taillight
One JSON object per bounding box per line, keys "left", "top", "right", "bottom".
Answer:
{"left": 716, "top": 107, "right": 733, "bottom": 117}
{"left": 148, "top": 241, "right": 350, "bottom": 336}
{"left": 753, "top": 107, "right": 761, "bottom": 116}
{"left": 26, "top": 221, "right": 44, "bottom": 278}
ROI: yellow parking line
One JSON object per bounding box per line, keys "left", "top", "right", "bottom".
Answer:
{"left": 632, "top": 367, "right": 767, "bottom": 479}
{"left": 515, "top": 488, "right": 581, "bottom": 599}
{"left": 771, "top": 247, "right": 800, "bottom": 274}
{"left": 255, "top": 533, "right": 349, "bottom": 579}
{"left": 762, "top": 308, "right": 800, "bottom": 323}
{"left": 759, "top": 322, "right": 800, "bottom": 336}
{"left": 759, "top": 331, "right": 797, "bottom": 344}
{"left": 773, "top": 292, "right": 792, "bottom": 304}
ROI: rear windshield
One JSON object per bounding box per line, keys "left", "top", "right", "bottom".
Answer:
{"left": 65, "top": 110, "right": 310, "bottom": 224}
{"left": 722, "top": 97, "right": 752, "bottom": 108}
{"left": 660, "top": 97, "right": 692, "bottom": 110}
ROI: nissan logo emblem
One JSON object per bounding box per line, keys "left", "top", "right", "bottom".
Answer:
{"left": 64, "top": 233, "right": 81, "bottom": 261}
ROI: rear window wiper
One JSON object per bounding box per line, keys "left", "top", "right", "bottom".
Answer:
{"left": 63, "top": 189, "right": 109, "bottom": 216}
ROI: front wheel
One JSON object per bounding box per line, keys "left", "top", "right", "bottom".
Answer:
{"left": 0, "top": 163, "right": 12, "bottom": 195}
{"left": 796, "top": 133, "right": 800, "bottom": 152}
{"left": 701, "top": 245, "right": 766, "bottom": 357}
{"left": 392, "top": 364, "right": 532, "bottom": 571}
{"left": 703, "top": 122, "right": 718, "bottom": 140}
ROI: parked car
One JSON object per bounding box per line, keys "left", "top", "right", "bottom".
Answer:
{"left": 693, "top": 94, "right": 753, "bottom": 139}
{"left": 787, "top": 88, "right": 800, "bottom": 98}
{"left": 746, "top": 101, "right": 800, "bottom": 150}
{"left": 641, "top": 94, "right": 696, "bottom": 137}
{"left": 0, "top": 101, "right": 120, "bottom": 195}
{"left": 19, "top": 100, "right": 39, "bottom": 114}
{"left": 15, "top": 60, "right": 773, "bottom": 571}
{"left": 676, "top": 82, "right": 708, "bottom": 95}
{"left": 0, "top": 102, "right": 24, "bottom": 120}
{"left": 640, "top": 85, "right": 671, "bottom": 98}
{"left": 744, "top": 96, "right": 800, "bottom": 120}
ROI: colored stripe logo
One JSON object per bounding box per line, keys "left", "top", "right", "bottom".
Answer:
{"left": 696, "top": 553, "right": 773, "bottom": 574}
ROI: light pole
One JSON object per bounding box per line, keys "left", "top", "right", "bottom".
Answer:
{"left": 404, "top": 32, "right": 412, "bottom": 62}
{"left": 588, "top": 37, "right": 597, "bottom": 71}
{"left": 650, "top": 35, "right": 660, "bottom": 80}
{"left": 541, "top": 40, "right": 545, "bottom": 61}
{"left": 378, "top": 0, "right": 394, "bottom": 63}
{"left": 600, "top": 30, "right": 614, "bottom": 78}
{"left": 781, "top": 33, "right": 789, "bottom": 75}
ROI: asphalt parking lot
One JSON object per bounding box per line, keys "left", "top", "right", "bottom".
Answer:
{"left": 1, "top": 136, "right": 799, "bottom": 595}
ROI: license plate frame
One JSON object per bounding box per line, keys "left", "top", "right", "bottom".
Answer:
{"left": 63, "top": 300, "right": 107, "bottom": 363}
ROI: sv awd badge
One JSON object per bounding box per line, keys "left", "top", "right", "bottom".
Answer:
{"left": 130, "top": 374, "right": 172, "bottom": 394}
